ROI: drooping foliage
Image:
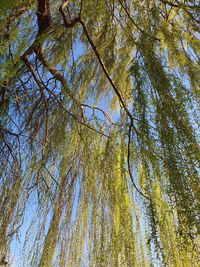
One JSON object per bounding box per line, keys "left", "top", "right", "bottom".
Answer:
{"left": 0, "top": 0, "right": 199, "bottom": 266}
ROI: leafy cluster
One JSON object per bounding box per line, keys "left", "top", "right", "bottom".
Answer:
{"left": 0, "top": 0, "right": 199, "bottom": 266}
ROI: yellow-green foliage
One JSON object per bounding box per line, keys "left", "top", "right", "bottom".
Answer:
{"left": 0, "top": 0, "right": 199, "bottom": 266}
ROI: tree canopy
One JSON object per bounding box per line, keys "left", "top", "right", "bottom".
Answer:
{"left": 0, "top": 0, "right": 199, "bottom": 266}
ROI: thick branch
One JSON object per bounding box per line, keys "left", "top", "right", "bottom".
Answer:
{"left": 36, "top": 46, "right": 82, "bottom": 109}
{"left": 37, "top": 0, "right": 51, "bottom": 35}
{"left": 59, "top": 0, "right": 80, "bottom": 28}
{"left": 79, "top": 19, "right": 132, "bottom": 118}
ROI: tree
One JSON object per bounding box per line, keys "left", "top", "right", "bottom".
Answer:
{"left": 0, "top": 0, "right": 199, "bottom": 266}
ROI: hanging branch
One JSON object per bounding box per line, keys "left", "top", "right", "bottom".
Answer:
{"left": 118, "top": 0, "right": 160, "bottom": 42}
{"left": 127, "top": 123, "right": 149, "bottom": 199}
{"left": 59, "top": 0, "right": 149, "bottom": 199}
{"left": 77, "top": 17, "right": 148, "bottom": 198}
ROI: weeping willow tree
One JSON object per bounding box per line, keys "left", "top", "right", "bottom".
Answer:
{"left": 0, "top": 0, "right": 199, "bottom": 266}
